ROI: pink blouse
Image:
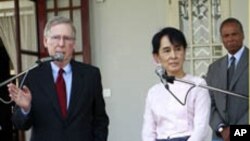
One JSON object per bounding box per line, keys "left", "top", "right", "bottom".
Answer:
{"left": 142, "top": 74, "right": 211, "bottom": 141}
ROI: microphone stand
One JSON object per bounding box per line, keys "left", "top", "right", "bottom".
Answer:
{"left": 0, "top": 53, "right": 64, "bottom": 104}
{"left": 164, "top": 75, "right": 248, "bottom": 100}
{"left": 0, "top": 63, "right": 39, "bottom": 88}
{"left": 0, "top": 62, "right": 40, "bottom": 104}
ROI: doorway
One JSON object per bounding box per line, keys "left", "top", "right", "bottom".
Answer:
{"left": 0, "top": 38, "right": 18, "bottom": 141}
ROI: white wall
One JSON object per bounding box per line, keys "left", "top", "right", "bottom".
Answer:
{"left": 231, "top": 0, "right": 249, "bottom": 46}
{"left": 89, "top": 0, "right": 249, "bottom": 141}
{"left": 89, "top": 0, "right": 167, "bottom": 141}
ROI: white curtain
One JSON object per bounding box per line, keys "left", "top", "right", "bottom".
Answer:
{"left": 19, "top": 13, "right": 38, "bottom": 71}
{"left": 0, "top": 2, "right": 37, "bottom": 73}
{"left": 0, "top": 16, "right": 17, "bottom": 73}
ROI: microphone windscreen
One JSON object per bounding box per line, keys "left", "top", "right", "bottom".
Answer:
{"left": 155, "top": 65, "right": 165, "bottom": 76}
{"left": 54, "top": 53, "right": 64, "bottom": 61}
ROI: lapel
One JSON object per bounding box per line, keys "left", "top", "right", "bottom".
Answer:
{"left": 229, "top": 48, "right": 249, "bottom": 90}
{"left": 67, "top": 60, "right": 87, "bottom": 120}
{"left": 220, "top": 56, "right": 228, "bottom": 90}
{"left": 38, "top": 63, "right": 63, "bottom": 119}
{"left": 218, "top": 56, "right": 229, "bottom": 111}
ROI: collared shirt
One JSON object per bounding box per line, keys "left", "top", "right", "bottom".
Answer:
{"left": 51, "top": 62, "right": 72, "bottom": 108}
{"left": 227, "top": 46, "right": 245, "bottom": 68}
{"left": 142, "top": 74, "right": 211, "bottom": 141}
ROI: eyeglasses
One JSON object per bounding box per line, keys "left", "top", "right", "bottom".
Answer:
{"left": 49, "top": 35, "right": 75, "bottom": 43}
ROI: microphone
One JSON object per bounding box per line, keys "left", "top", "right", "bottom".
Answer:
{"left": 36, "top": 53, "right": 64, "bottom": 64}
{"left": 155, "top": 65, "right": 175, "bottom": 87}
{"left": 155, "top": 65, "right": 169, "bottom": 89}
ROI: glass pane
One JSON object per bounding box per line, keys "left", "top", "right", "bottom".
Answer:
{"left": 58, "top": 11, "right": 70, "bottom": 18}
{"left": 185, "top": 47, "right": 191, "bottom": 58}
{"left": 21, "top": 55, "right": 38, "bottom": 71}
{"left": 191, "top": 0, "right": 209, "bottom": 44}
{"left": 178, "top": 0, "right": 225, "bottom": 76}
{"left": 0, "top": 1, "right": 15, "bottom": 17}
{"left": 211, "top": 0, "right": 222, "bottom": 43}
{"left": 73, "top": 0, "right": 81, "bottom": 7}
{"left": 212, "top": 45, "right": 223, "bottom": 56}
{"left": 58, "top": 0, "right": 69, "bottom": 8}
{"left": 47, "top": 12, "right": 55, "bottom": 20}
{"left": 184, "top": 60, "right": 191, "bottom": 74}
{"left": 73, "top": 9, "right": 82, "bottom": 52}
{"left": 74, "top": 55, "right": 83, "bottom": 63}
{"left": 193, "top": 46, "right": 210, "bottom": 58}
{"left": 179, "top": 0, "right": 189, "bottom": 41}
{"left": 194, "top": 59, "right": 210, "bottom": 77}
{"left": 46, "top": 0, "right": 54, "bottom": 9}
{"left": 19, "top": 0, "right": 37, "bottom": 52}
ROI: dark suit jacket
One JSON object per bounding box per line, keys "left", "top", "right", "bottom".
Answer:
{"left": 206, "top": 47, "right": 249, "bottom": 138}
{"left": 12, "top": 60, "right": 109, "bottom": 141}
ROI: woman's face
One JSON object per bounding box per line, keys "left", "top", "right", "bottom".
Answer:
{"left": 154, "top": 35, "right": 186, "bottom": 77}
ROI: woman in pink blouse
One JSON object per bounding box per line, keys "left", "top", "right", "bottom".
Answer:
{"left": 142, "top": 27, "right": 212, "bottom": 141}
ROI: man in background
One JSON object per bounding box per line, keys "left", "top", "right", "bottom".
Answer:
{"left": 206, "top": 17, "right": 249, "bottom": 141}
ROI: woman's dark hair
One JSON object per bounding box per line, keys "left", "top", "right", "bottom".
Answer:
{"left": 152, "top": 27, "right": 187, "bottom": 54}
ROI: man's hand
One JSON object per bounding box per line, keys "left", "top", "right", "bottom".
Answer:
{"left": 8, "top": 83, "right": 32, "bottom": 112}
{"left": 221, "top": 126, "right": 230, "bottom": 141}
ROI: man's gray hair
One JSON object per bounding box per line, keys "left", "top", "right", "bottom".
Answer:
{"left": 44, "top": 16, "right": 76, "bottom": 38}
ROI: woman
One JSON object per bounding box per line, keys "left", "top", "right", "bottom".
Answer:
{"left": 142, "top": 27, "right": 211, "bottom": 141}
